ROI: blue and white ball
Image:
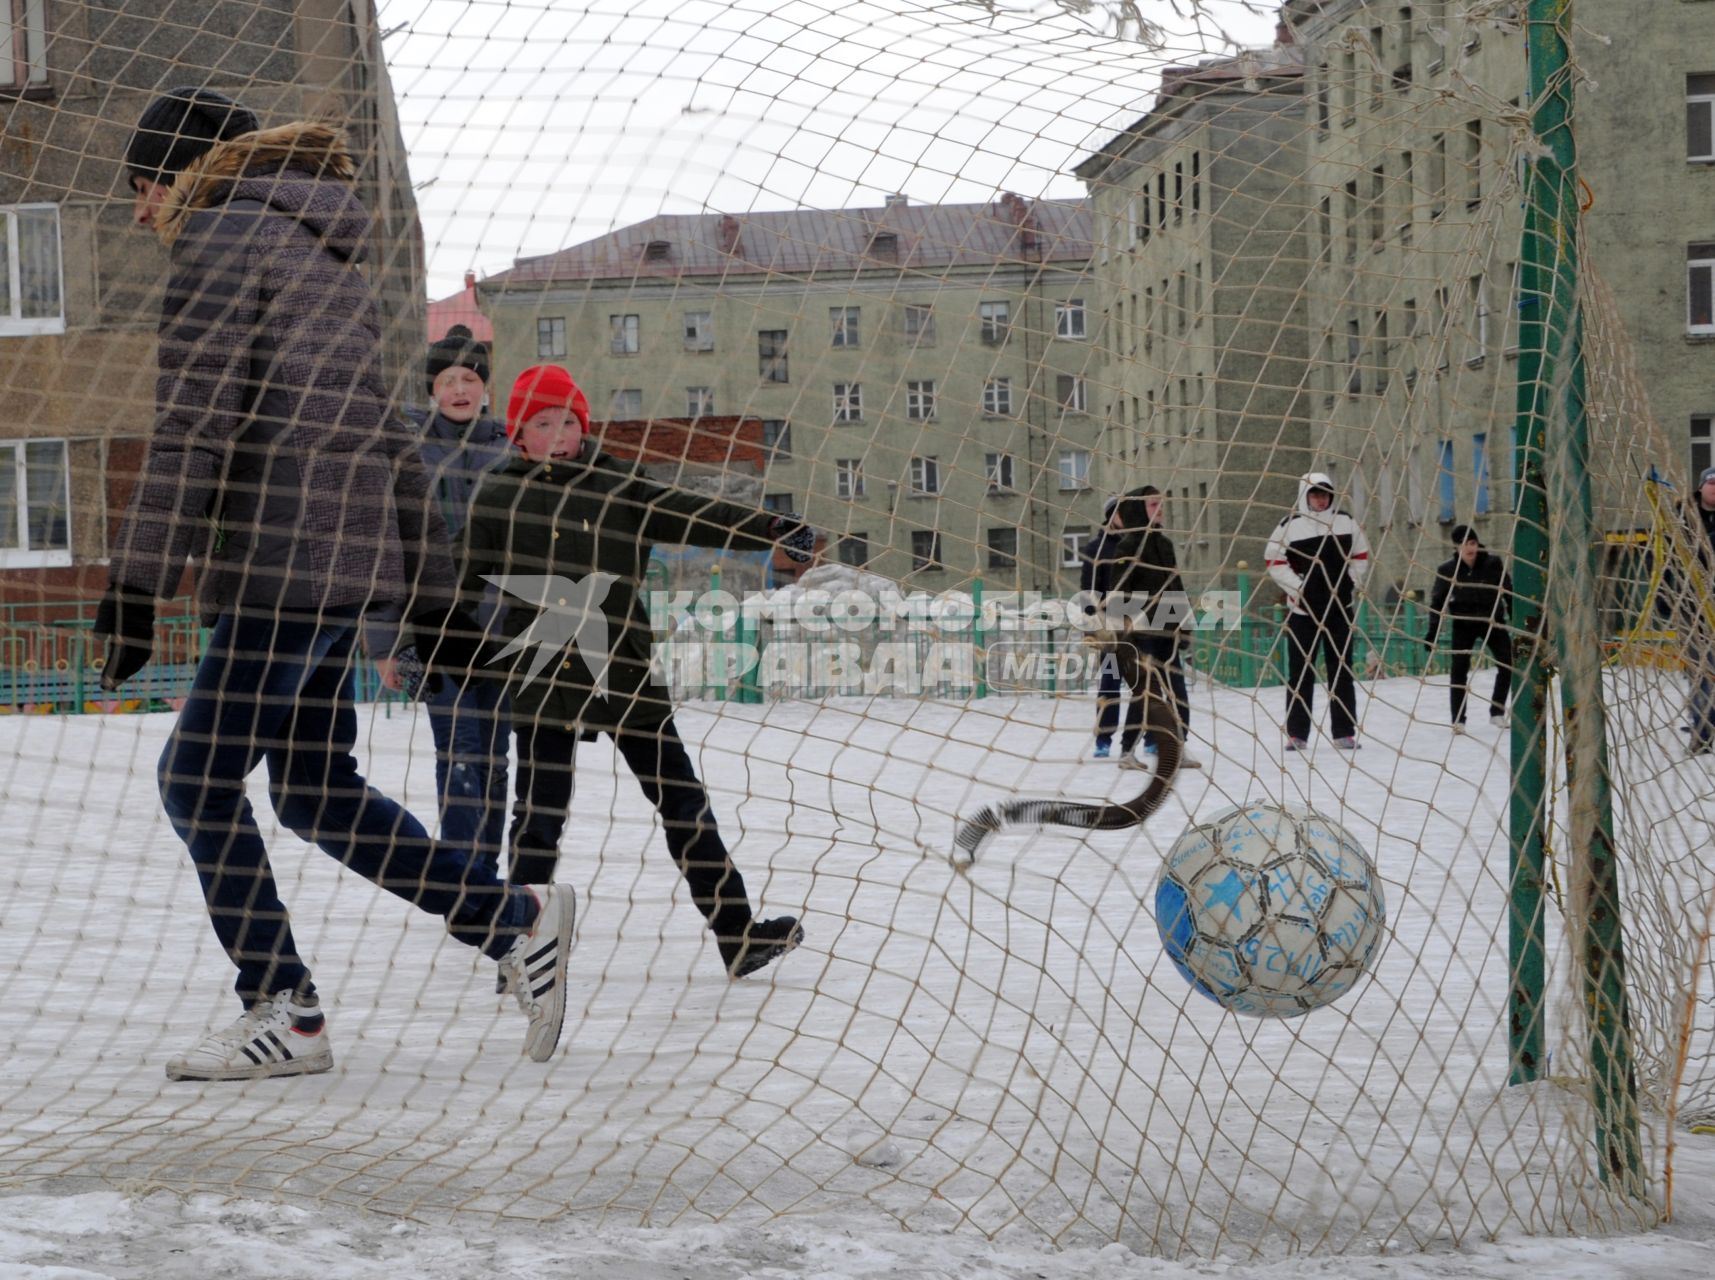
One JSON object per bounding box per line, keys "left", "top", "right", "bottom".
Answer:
{"left": 1154, "top": 803, "right": 1385, "bottom": 1018}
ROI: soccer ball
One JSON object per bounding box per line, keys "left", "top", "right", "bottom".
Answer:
{"left": 1153, "top": 803, "right": 1385, "bottom": 1018}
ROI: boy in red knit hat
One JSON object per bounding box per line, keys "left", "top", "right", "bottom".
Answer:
{"left": 459, "top": 364, "right": 813, "bottom": 978}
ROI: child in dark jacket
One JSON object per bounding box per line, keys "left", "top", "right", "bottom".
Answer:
{"left": 1424, "top": 524, "right": 1514, "bottom": 729}
{"left": 461, "top": 365, "right": 811, "bottom": 978}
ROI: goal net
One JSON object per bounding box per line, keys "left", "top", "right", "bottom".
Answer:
{"left": 3, "top": 0, "right": 1714, "bottom": 1261}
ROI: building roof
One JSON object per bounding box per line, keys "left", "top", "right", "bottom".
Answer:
{"left": 1075, "top": 45, "right": 1306, "bottom": 182}
{"left": 427, "top": 270, "right": 493, "bottom": 341}
{"left": 483, "top": 195, "right": 1092, "bottom": 289}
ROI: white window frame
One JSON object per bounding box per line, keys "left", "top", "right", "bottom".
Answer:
{"left": 1056, "top": 375, "right": 1089, "bottom": 414}
{"left": 536, "top": 316, "right": 567, "bottom": 359}
{"left": 833, "top": 381, "right": 863, "bottom": 422}
{"left": 982, "top": 377, "right": 1013, "bottom": 417}
{"left": 0, "top": 437, "right": 72, "bottom": 568}
{"left": 838, "top": 533, "right": 868, "bottom": 567}
{"left": 906, "top": 379, "right": 936, "bottom": 421}
{"left": 610, "top": 388, "right": 642, "bottom": 418}
{"left": 761, "top": 419, "right": 791, "bottom": 459}
{"left": 834, "top": 458, "right": 865, "bottom": 500}
{"left": 831, "top": 305, "right": 860, "bottom": 348}
{"left": 1467, "top": 273, "right": 1488, "bottom": 363}
{"left": 1690, "top": 74, "right": 1715, "bottom": 163}
{"left": 1693, "top": 415, "right": 1714, "bottom": 479}
{"left": 985, "top": 451, "right": 1015, "bottom": 492}
{"left": 1, "top": 0, "right": 48, "bottom": 90}
{"left": 904, "top": 303, "right": 935, "bottom": 347}
{"left": 1060, "top": 527, "right": 1091, "bottom": 569}
{"left": 0, "top": 203, "right": 65, "bottom": 336}
{"left": 683, "top": 310, "right": 714, "bottom": 352}
{"left": 1057, "top": 449, "right": 1091, "bottom": 491}
{"left": 908, "top": 455, "right": 940, "bottom": 496}
{"left": 1055, "top": 299, "right": 1087, "bottom": 340}
{"left": 685, "top": 385, "right": 714, "bottom": 417}
{"left": 610, "top": 313, "right": 640, "bottom": 355}
{"left": 1691, "top": 245, "right": 1715, "bottom": 335}
{"left": 980, "top": 300, "right": 1010, "bottom": 344}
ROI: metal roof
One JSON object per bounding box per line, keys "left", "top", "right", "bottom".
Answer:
{"left": 485, "top": 195, "right": 1092, "bottom": 288}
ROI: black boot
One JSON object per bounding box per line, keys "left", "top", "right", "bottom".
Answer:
{"left": 720, "top": 916, "right": 805, "bottom": 978}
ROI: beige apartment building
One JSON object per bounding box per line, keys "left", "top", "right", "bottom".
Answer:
{"left": 1075, "top": 45, "right": 1313, "bottom": 591}
{"left": 1281, "top": 0, "right": 1715, "bottom": 595}
{"left": 0, "top": 0, "right": 422, "bottom": 605}
{"left": 478, "top": 196, "right": 1105, "bottom": 593}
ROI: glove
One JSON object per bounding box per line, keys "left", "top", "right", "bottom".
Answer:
{"left": 93, "top": 585, "right": 155, "bottom": 691}
{"left": 408, "top": 606, "right": 488, "bottom": 698}
{"left": 393, "top": 645, "right": 429, "bottom": 701}
{"left": 770, "top": 515, "right": 817, "bottom": 564}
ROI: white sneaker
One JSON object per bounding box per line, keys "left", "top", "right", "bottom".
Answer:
{"left": 498, "top": 885, "right": 577, "bottom": 1062}
{"left": 1177, "top": 748, "right": 1205, "bottom": 770}
{"left": 1490, "top": 712, "right": 1509, "bottom": 727}
{"left": 165, "top": 990, "right": 333, "bottom": 1082}
{"left": 1452, "top": 724, "right": 1468, "bottom": 736}
{"left": 1118, "top": 752, "right": 1151, "bottom": 771}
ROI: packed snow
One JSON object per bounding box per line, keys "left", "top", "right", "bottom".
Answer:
{"left": 5, "top": 665, "right": 1715, "bottom": 1278}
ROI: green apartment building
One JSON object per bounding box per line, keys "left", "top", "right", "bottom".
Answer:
{"left": 478, "top": 196, "right": 1105, "bottom": 593}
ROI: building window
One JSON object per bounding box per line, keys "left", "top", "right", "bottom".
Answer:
{"left": 906, "top": 380, "right": 936, "bottom": 421}
{"left": 831, "top": 305, "right": 860, "bottom": 347}
{"left": 685, "top": 386, "right": 714, "bottom": 417}
{"left": 536, "top": 316, "right": 567, "bottom": 358}
{"left": 910, "top": 530, "right": 942, "bottom": 570}
{"left": 1437, "top": 439, "right": 1456, "bottom": 523}
{"left": 904, "top": 303, "right": 935, "bottom": 347}
{"left": 1430, "top": 134, "right": 1447, "bottom": 219}
{"left": 1346, "top": 317, "right": 1362, "bottom": 393}
{"left": 1, "top": 0, "right": 47, "bottom": 89}
{"left": 1495, "top": 424, "right": 1515, "bottom": 513}
{"left": 1060, "top": 527, "right": 1090, "bottom": 569}
{"left": 1055, "top": 299, "right": 1087, "bottom": 340}
{"left": 838, "top": 533, "right": 868, "bottom": 566}
{"left": 1473, "top": 432, "right": 1490, "bottom": 515}
{"left": 1315, "top": 63, "right": 1330, "bottom": 134}
{"left": 908, "top": 456, "right": 940, "bottom": 495}
{"left": 834, "top": 458, "right": 865, "bottom": 500}
{"left": 610, "top": 313, "right": 640, "bottom": 355}
{"left": 0, "top": 204, "right": 63, "bottom": 335}
{"left": 1690, "top": 244, "right": 1715, "bottom": 334}
{"left": 761, "top": 419, "right": 791, "bottom": 460}
{"left": 1058, "top": 449, "right": 1091, "bottom": 491}
{"left": 1468, "top": 274, "right": 1488, "bottom": 361}
{"left": 1056, "top": 375, "right": 1088, "bottom": 414}
{"left": 1368, "top": 163, "right": 1385, "bottom": 244}
{"left": 1374, "top": 310, "right": 1390, "bottom": 394}
{"left": 1694, "top": 416, "right": 1714, "bottom": 479}
{"left": 833, "top": 382, "right": 863, "bottom": 422}
{"left": 979, "top": 300, "right": 1010, "bottom": 344}
{"left": 982, "top": 377, "right": 1013, "bottom": 417}
{"left": 684, "top": 310, "right": 715, "bottom": 352}
{"left": 610, "top": 388, "right": 642, "bottom": 418}
{"left": 758, "top": 329, "right": 789, "bottom": 382}
{"left": 986, "top": 527, "right": 1018, "bottom": 570}
{"left": 1191, "top": 150, "right": 1201, "bottom": 214}
{"left": 1464, "top": 119, "right": 1483, "bottom": 209}
{"left": 1317, "top": 197, "right": 1331, "bottom": 265}
{"left": 1690, "top": 74, "right": 1715, "bottom": 162}
{"left": 763, "top": 492, "right": 794, "bottom": 514}
{"left": 986, "top": 452, "right": 1015, "bottom": 492}
{"left": 0, "top": 438, "right": 71, "bottom": 566}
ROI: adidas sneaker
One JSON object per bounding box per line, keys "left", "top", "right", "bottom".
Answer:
{"left": 165, "top": 989, "right": 332, "bottom": 1082}
{"left": 497, "top": 884, "right": 578, "bottom": 1062}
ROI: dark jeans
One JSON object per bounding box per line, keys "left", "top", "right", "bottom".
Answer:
{"left": 1114, "top": 637, "right": 1190, "bottom": 754}
{"left": 427, "top": 674, "right": 510, "bottom": 875}
{"left": 1285, "top": 607, "right": 1357, "bottom": 741}
{"left": 1094, "top": 655, "right": 1124, "bottom": 748}
{"left": 1690, "top": 647, "right": 1715, "bottom": 749}
{"left": 157, "top": 609, "right": 535, "bottom": 1006}
{"left": 1449, "top": 620, "right": 1514, "bottom": 724}
{"left": 508, "top": 716, "right": 752, "bottom": 939}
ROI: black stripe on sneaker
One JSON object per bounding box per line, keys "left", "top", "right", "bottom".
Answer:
{"left": 532, "top": 978, "right": 555, "bottom": 998}
{"left": 241, "top": 1043, "right": 263, "bottom": 1066}
{"left": 526, "top": 940, "right": 556, "bottom": 968}
{"left": 266, "top": 1031, "right": 293, "bottom": 1062}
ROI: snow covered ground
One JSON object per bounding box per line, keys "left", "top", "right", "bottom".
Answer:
{"left": 5, "top": 668, "right": 1715, "bottom": 1278}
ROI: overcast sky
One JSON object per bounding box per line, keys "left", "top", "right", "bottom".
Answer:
{"left": 375, "top": 0, "right": 1279, "bottom": 298}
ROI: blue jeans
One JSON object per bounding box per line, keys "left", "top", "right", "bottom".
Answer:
{"left": 427, "top": 675, "right": 510, "bottom": 875}
{"left": 157, "top": 609, "right": 535, "bottom": 1006}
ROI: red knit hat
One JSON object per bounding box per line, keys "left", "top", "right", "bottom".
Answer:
{"left": 506, "top": 364, "right": 590, "bottom": 441}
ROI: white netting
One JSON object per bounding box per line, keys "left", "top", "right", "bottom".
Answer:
{"left": 4, "top": 0, "right": 1715, "bottom": 1262}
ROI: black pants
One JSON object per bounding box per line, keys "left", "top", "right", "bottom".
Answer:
{"left": 1113, "top": 636, "right": 1190, "bottom": 754}
{"left": 1449, "top": 620, "right": 1514, "bottom": 724}
{"left": 507, "top": 716, "right": 752, "bottom": 938}
{"left": 1285, "top": 607, "right": 1357, "bottom": 741}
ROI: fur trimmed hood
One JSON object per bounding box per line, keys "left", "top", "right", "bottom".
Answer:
{"left": 155, "top": 121, "right": 360, "bottom": 251}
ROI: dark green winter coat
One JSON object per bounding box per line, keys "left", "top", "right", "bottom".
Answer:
{"left": 460, "top": 440, "right": 783, "bottom": 733}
